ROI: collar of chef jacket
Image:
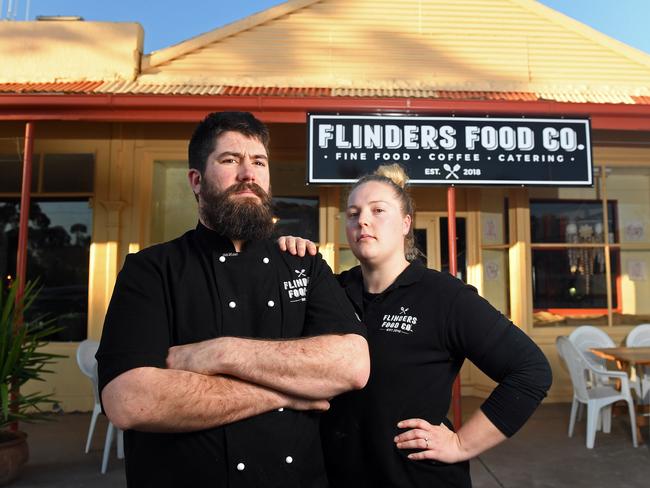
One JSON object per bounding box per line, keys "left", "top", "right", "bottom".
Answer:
{"left": 194, "top": 221, "right": 268, "bottom": 256}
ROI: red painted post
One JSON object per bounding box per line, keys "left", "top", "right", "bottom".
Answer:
{"left": 16, "top": 121, "right": 35, "bottom": 299}
{"left": 11, "top": 121, "right": 35, "bottom": 431}
{"left": 447, "top": 186, "right": 462, "bottom": 430}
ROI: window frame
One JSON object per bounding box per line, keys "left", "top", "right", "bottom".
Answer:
{"left": 530, "top": 197, "right": 621, "bottom": 315}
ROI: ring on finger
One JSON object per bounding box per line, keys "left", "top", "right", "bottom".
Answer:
{"left": 424, "top": 437, "right": 429, "bottom": 449}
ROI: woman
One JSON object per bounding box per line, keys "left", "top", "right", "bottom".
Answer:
{"left": 281, "top": 164, "right": 552, "bottom": 487}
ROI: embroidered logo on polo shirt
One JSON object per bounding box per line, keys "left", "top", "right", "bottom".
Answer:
{"left": 380, "top": 307, "right": 418, "bottom": 334}
{"left": 283, "top": 270, "right": 310, "bottom": 302}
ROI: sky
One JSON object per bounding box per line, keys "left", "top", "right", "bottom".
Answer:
{"left": 3, "top": 0, "right": 649, "bottom": 55}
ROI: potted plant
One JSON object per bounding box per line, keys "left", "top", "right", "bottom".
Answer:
{"left": 0, "top": 280, "right": 63, "bottom": 485}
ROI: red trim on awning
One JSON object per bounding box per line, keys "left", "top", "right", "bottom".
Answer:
{"left": 0, "top": 94, "right": 649, "bottom": 130}
{"left": 220, "top": 86, "right": 332, "bottom": 97}
{"left": 435, "top": 91, "right": 540, "bottom": 101}
{"left": 0, "top": 82, "right": 104, "bottom": 94}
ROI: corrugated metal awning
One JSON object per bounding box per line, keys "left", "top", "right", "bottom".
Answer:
{"left": 2, "top": 81, "right": 649, "bottom": 106}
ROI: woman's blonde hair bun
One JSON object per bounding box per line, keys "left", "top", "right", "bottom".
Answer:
{"left": 374, "top": 163, "right": 409, "bottom": 189}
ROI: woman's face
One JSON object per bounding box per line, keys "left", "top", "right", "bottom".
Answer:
{"left": 345, "top": 181, "right": 411, "bottom": 265}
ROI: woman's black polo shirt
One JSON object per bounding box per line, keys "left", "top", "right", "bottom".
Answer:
{"left": 322, "top": 262, "right": 552, "bottom": 488}
{"left": 97, "top": 223, "right": 365, "bottom": 488}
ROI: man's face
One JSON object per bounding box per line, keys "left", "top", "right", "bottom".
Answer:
{"left": 191, "top": 131, "right": 274, "bottom": 241}
{"left": 202, "top": 130, "right": 270, "bottom": 199}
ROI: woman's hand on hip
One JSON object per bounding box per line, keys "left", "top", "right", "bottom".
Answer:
{"left": 394, "top": 418, "right": 468, "bottom": 464}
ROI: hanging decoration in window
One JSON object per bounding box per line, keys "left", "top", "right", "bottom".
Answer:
{"left": 566, "top": 221, "right": 605, "bottom": 295}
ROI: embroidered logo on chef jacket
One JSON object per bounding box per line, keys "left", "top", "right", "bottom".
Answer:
{"left": 283, "top": 270, "right": 310, "bottom": 302}
{"left": 380, "top": 307, "right": 418, "bottom": 334}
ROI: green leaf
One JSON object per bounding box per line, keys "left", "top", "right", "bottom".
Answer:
{"left": 0, "top": 279, "right": 66, "bottom": 430}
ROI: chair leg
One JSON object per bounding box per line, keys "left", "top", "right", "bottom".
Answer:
{"left": 626, "top": 399, "right": 638, "bottom": 448}
{"left": 577, "top": 402, "right": 584, "bottom": 422}
{"left": 586, "top": 403, "right": 599, "bottom": 448}
{"left": 602, "top": 405, "right": 612, "bottom": 433}
{"left": 102, "top": 423, "right": 115, "bottom": 474}
{"left": 568, "top": 398, "right": 579, "bottom": 437}
{"left": 117, "top": 429, "right": 124, "bottom": 459}
{"left": 85, "top": 403, "right": 101, "bottom": 454}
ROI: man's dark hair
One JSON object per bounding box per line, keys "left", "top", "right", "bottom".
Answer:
{"left": 188, "top": 111, "right": 270, "bottom": 174}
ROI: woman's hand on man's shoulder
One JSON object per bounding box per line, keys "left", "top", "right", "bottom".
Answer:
{"left": 277, "top": 236, "right": 318, "bottom": 257}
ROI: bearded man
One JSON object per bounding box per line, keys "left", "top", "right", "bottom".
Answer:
{"left": 97, "top": 112, "right": 369, "bottom": 488}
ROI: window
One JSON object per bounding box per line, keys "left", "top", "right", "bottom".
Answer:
{"left": 0, "top": 153, "right": 93, "bottom": 194}
{"left": 530, "top": 200, "right": 618, "bottom": 311}
{"left": 0, "top": 153, "right": 94, "bottom": 341}
{"left": 150, "top": 160, "right": 197, "bottom": 244}
{"left": 272, "top": 197, "right": 319, "bottom": 242}
{"left": 0, "top": 155, "right": 38, "bottom": 193}
{"left": 336, "top": 189, "right": 358, "bottom": 273}
{"left": 531, "top": 167, "right": 650, "bottom": 327}
{"left": 439, "top": 217, "right": 467, "bottom": 282}
{"left": 0, "top": 200, "right": 92, "bottom": 341}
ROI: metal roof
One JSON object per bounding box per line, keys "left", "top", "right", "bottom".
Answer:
{"left": 1, "top": 81, "right": 648, "bottom": 106}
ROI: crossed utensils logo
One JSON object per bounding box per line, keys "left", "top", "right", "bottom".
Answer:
{"left": 295, "top": 269, "right": 306, "bottom": 278}
{"left": 399, "top": 306, "right": 409, "bottom": 315}
{"left": 443, "top": 163, "right": 461, "bottom": 179}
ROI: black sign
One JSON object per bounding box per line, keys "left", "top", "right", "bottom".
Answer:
{"left": 308, "top": 114, "right": 592, "bottom": 186}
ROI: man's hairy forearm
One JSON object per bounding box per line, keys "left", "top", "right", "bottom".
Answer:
{"left": 101, "top": 367, "right": 328, "bottom": 432}
{"left": 167, "top": 334, "right": 370, "bottom": 399}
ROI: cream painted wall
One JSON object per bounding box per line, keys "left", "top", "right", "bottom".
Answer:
{"left": 1, "top": 21, "right": 143, "bottom": 82}
{"left": 479, "top": 188, "right": 509, "bottom": 316}
{"left": 606, "top": 173, "right": 650, "bottom": 315}
{"left": 22, "top": 343, "right": 94, "bottom": 412}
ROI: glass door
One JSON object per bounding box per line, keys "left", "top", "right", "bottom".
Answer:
{"left": 415, "top": 212, "right": 467, "bottom": 281}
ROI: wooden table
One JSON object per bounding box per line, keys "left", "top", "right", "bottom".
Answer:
{"left": 591, "top": 347, "right": 650, "bottom": 443}
{"left": 590, "top": 347, "right": 650, "bottom": 367}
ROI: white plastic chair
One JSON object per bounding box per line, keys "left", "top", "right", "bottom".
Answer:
{"left": 626, "top": 323, "right": 650, "bottom": 347}
{"left": 625, "top": 323, "right": 650, "bottom": 404}
{"left": 568, "top": 325, "right": 615, "bottom": 375}
{"left": 76, "top": 339, "right": 124, "bottom": 473}
{"left": 567, "top": 326, "right": 617, "bottom": 421}
{"left": 557, "top": 336, "right": 637, "bottom": 448}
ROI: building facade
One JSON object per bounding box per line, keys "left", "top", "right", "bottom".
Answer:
{"left": 2, "top": 0, "right": 650, "bottom": 410}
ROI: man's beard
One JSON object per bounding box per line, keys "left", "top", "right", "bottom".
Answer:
{"left": 199, "top": 180, "right": 275, "bottom": 242}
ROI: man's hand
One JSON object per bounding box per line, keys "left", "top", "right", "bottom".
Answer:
{"left": 167, "top": 340, "right": 219, "bottom": 375}
{"left": 286, "top": 395, "right": 330, "bottom": 412}
{"left": 277, "top": 235, "right": 318, "bottom": 257}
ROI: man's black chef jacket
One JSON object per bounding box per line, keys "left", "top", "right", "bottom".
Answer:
{"left": 97, "top": 223, "right": 365, "bottom": 488}
{"left": 322, "top": 261, "right": 552, "bottom": 488}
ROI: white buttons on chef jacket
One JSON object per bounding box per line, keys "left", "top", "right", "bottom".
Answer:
{"left": 219, "top": 256, "right": 226, "bottom": 263}
{"left": 285, "top": 456, "right": 293, "bottom": 464}
{"left": 228, "top": 301, "right": 236, "bottom": 309}
{"left": 278, "top": 407, "right": 284, "bottom": 412}
{"left": 263, "top": 257, "right": 270, "bottom": 264}
{"left": 267, "top": 300, "right": 275, "bottom": 307}
{"left": 236, "top": 462, "right": 245, "bottom": 471}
